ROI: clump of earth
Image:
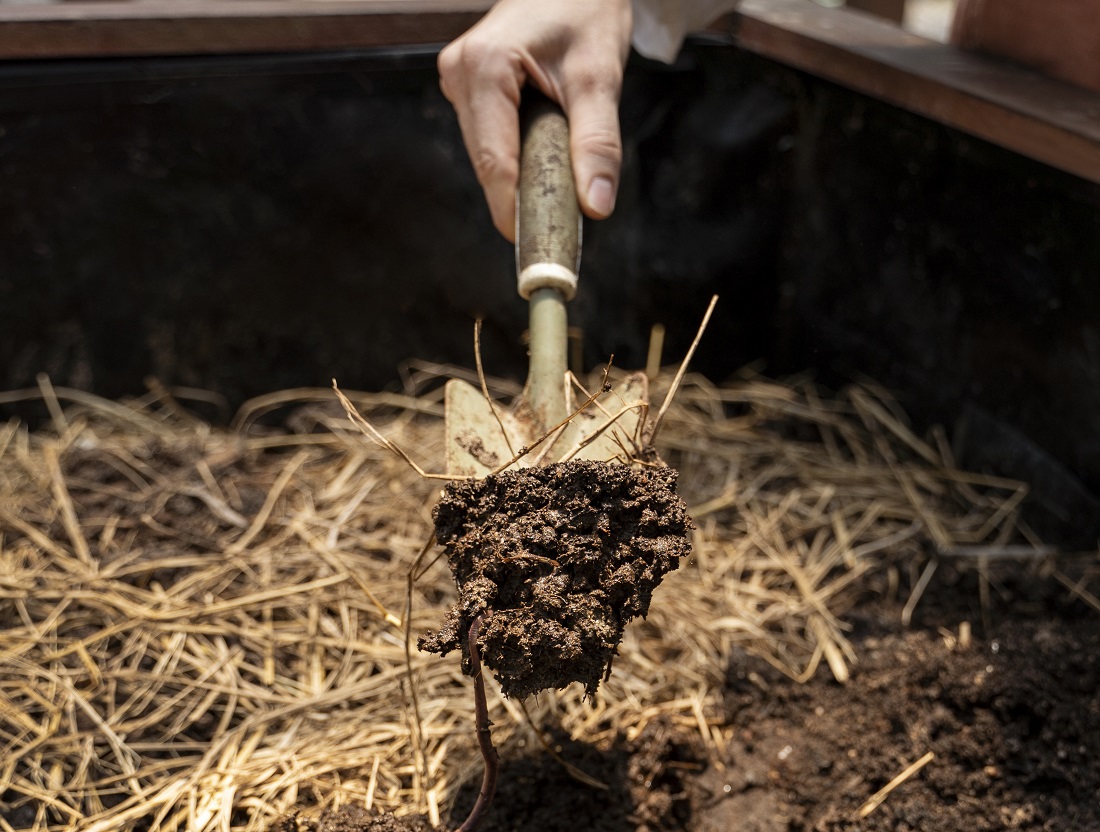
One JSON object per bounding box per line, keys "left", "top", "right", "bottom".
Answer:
{"left": 420, "top": 460, "right": 694, "bottom": 698}
{"left": 274, "top": 807, "right": 433, "bottom": 832}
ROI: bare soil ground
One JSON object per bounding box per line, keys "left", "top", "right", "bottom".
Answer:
{"left": 289, "top": 568, "right": 1100, "bottom": 832}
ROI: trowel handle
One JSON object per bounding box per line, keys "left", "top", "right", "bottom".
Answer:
{"left": 516, "top": 92, "right": 581, "bottom": 302}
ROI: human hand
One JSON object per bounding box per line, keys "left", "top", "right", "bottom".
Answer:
{"left": 438, "top": 0, "right": 633, "bottom": 241}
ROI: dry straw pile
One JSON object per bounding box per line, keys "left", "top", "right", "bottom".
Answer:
{"left": 0, "top": 368, "right": 1053, "bottom": 830}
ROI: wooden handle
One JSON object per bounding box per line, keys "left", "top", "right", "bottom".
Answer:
{"left": 516, "top": 91, "right": 580, "bottom": 301}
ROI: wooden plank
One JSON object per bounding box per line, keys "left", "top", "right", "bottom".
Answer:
{"left": 845, "top": 0, "right": 907, "bottom": 24}
{"left": 1, "top": 0, "right": 1097, "bottom": 184}
{"left": 725, "top": 0, "right": 1100, "bottom": 184}
{"left": 0, "top": 1, "right": 492, "bottom": 59}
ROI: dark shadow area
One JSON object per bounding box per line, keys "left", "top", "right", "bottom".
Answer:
{"left": 0, "top": 44, "right": 787, "bottom": 413}
{"left": 1, "top": 41, "right": 1098, "bottom": 542}
{"left": 447, "top": 723, "right": 702, "bottom": 832}
{"left": 449, "top": 732, "right": 635, "bottom": 832}
{"left": 769, "top": 65, "right": 1100, "bottom": 544}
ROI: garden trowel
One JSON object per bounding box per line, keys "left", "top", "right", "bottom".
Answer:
{"left": 445, "top": 93, "right": 648, "bottom": 478}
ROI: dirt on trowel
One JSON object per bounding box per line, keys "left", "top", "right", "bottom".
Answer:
{"left": 420, "top": 460, "right": 694, "bottom": 699}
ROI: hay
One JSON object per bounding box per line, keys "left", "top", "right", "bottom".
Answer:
{"left": 0, "top": 369, "right": 1061, "bottom": 830}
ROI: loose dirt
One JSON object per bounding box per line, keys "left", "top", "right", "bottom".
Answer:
{"left": 275, "top": 807, "right": 434, "bottom": 832}
{"left": 300, "top": 574, "right": 1100, "bottom": 832}
{"left": 443, "top": 580, "right": 1100, "bottom": 832}
{"left": 419, "top": 460, "right": 694, "bottom": 699}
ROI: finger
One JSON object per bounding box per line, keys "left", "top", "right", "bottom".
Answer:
{"left": 464, "top": 84, "right": 522, "bottom": 241}
{"left": 439, "top": 40, "right": 525, "bottom": 241}
{"left": 561, "top": 65, "right": 624, "bottom": 220}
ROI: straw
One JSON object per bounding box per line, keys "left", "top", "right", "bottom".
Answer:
{"left": 0, "top": 368, "right": 1075, "bottom": 830}
{"left": 857, "top": 751, "right": 936, "bottom": 817}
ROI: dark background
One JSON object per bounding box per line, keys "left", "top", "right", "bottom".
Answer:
{"left": 1, "top": 41, "right": 1097, "bottom": 541}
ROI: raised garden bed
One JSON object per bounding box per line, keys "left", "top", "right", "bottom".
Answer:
{"left": 1, "top": 368, "right": 1096, "bottom": 830}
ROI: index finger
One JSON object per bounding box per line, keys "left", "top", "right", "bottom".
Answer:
{"left": 440, "top": 45, "right": 525, "bottom": 242}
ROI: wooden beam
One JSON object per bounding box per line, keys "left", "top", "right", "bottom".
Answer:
{"left": 725, "top": 0, "right": 1100, "bottom": 184}
{"left": 1, "top": 0, "right": 1097, "bottom": 185}
{"left": 845, "top": 0, "right": 907, "bottom": 25}
{"left": 0, "top": 1, "right": 492, "bottom": 59}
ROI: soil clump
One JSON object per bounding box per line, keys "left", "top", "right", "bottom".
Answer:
{"left": 275, "top": 808, "right": 434, "bottom": 832}
{"left": 420, "top": 460, "right": 693, "bottom": 698}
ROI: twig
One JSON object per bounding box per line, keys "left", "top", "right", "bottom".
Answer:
{"left": 857, "top": 751, "right": 935, "bottom": 817}
{"left": 648, "top": 295, "right": 718, "bottom": 447}
{"left": 645, "top": 323, "right": 666, "bottom": 381}
{"left": 36, "top": 372, "right": 69, "bottom": 434}
{"left": 1052, "top": 569, "right": 1100, "bottom": 614}
{"left": 44, "top": 444, "right": 94, "bottom": 567}
{"left": 333, "top": 380, "right": 471, "bottom": 481}
{"left": 225, "top": 450, "right": 310, "bottom": 556}
{"left": 404, "top": 532, "right": 438, "bottom": 802}
{"left": 901, "top": 558, "right": 939, "bottom": 627}
{"left": 557, "top": 401, "right": 648, "bottom": 463}
{"left": 457, "top": 613, "right": 499, "bottom": 832}
{"left": 518, "top": 699, "right": 608, "bottom": 790}
{"left": 474, "top": 320, "right": 516, "bottom": 458}
{"left": 488, "top": 360, "right": 617, "bottom": 475}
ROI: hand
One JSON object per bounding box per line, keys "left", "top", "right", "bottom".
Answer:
{"left": 438, "top": 0, "right": 633, "bottom": 241}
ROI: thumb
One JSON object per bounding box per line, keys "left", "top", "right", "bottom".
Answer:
{"left": 562, "top": 81, "right": 624, "bottom": 220}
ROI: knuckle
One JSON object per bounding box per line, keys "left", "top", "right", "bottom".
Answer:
{"left": 567, "top": 62, "right": 623, "bottom": 97}
{"left": 437, "top": 42, "right": 461, "bottom": 78}
{"left": 472, "top": 147, "right": 517, "bottom": 187}
{"left": 575, "top": 129, "right": 622, "bottom": 165}
{"left": 455, "top": 35, "right": 501, "bottom": 73}
{"left": 438, "top": 36, "right": 505, "bottom": 85}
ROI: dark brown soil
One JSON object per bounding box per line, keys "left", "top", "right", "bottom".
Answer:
{"left": 274, "top": 808, "right": 434, "bottom": 832}
{"left": 420, "top": 461, "right": 693, "bottom": 699}
{"left": 447, "top": 717, "right": 705, "bottom": 832}
{"left": 709, "top": 609, "right": 1100, "bottom": 831}
{"left": 444, "top": 586, "right": 1100, "bottom": 832}
{"left": 281, "top": 565, "right": 1100, "bottom": 832}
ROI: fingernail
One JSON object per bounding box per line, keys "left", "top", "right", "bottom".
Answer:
{"left": 586, "top": 176, "right": 616, "bottom": 217}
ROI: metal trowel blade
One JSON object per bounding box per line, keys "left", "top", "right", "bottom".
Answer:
{"left": 445, "top": 378, "right": 534, "bottom": 477}
{"left": 560, "top": 371, "right": 649, "bottom": 463}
